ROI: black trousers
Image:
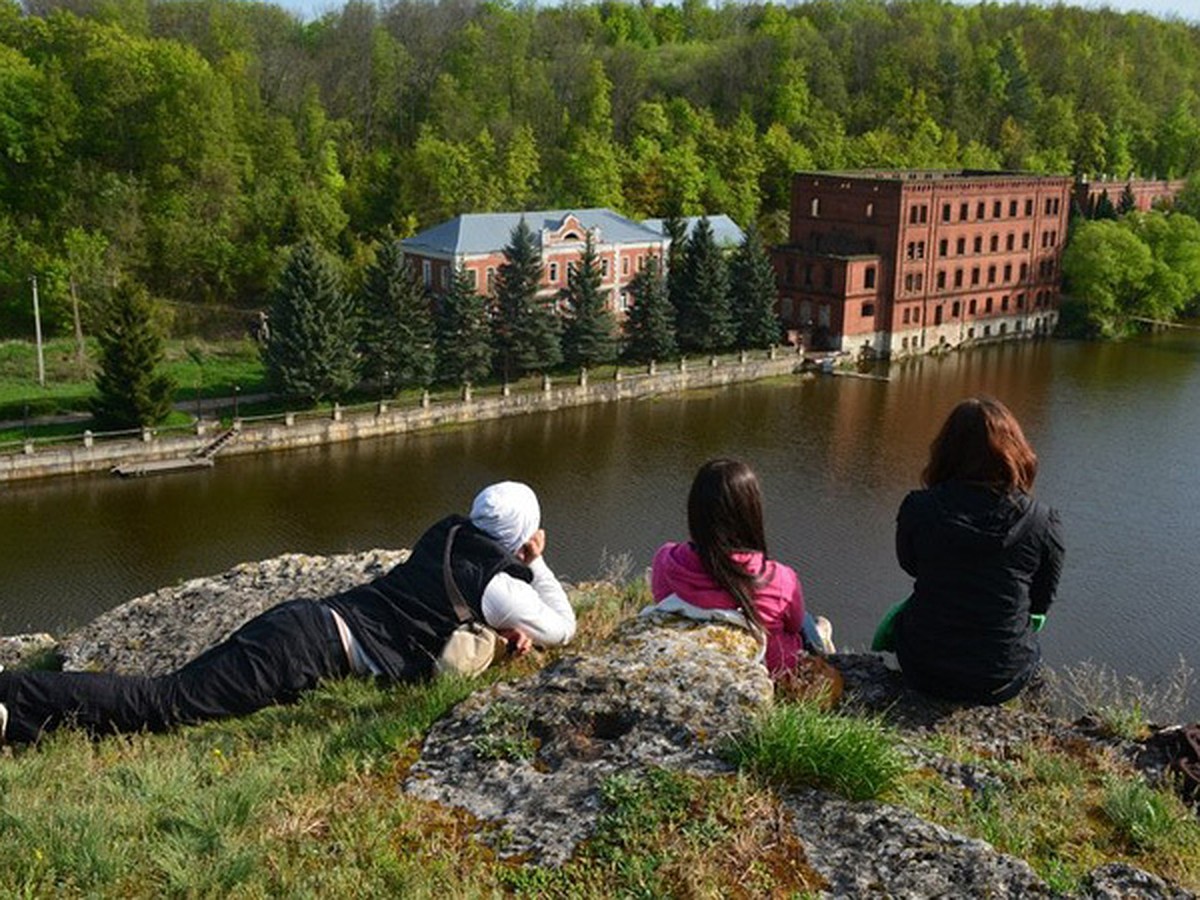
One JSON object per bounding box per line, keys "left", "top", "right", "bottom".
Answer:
{"left": 0, "top": 600, "right": 350, "bottom": 744}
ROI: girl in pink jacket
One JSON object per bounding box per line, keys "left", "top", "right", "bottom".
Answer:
{"left": 651, "top": 458, "right": 833, "bottom": 676}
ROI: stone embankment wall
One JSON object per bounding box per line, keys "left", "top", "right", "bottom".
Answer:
{"left": 0, "top": 351, "right": 801, "bottom": 483}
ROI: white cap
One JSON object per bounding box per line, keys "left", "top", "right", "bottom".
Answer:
{"left": 469, "top": 481, "right": 540, "bottom": 553}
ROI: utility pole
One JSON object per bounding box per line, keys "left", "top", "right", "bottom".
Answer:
{"left": 30, "top": 274, "right": 45, "bottom": 388}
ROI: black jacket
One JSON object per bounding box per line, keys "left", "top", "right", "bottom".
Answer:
{"left": 325, "top": 515, "right": 531, "bottom": 682}
{"left": 894, "top": 482, "right": 1064, "bottom": 703}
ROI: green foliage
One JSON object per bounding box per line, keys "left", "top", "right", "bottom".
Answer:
{"left": 492, "top": 217, "right": 561, "bottom": 379}
{"left": 1102, "top": 778, "right": 1190, "bottom": 851}
{"left": 675, "top": 218, "right": 733, "bottom": 354}
{"left": 262, "top": 240, "right": 358, "bottom": 403}
{"left": 729, "top": 224, "right": 781, "bottom": 350}
{"left": 434, "top": 265, "right": 492, "bottom": 386}
{"left": 621, "top": 256, "right": 676, "bottom": 363}
{"left": 90, "top": 282, "right": 174, "bottom": 429}
{"left": 357, "top": 241, "right": 434, "bottom": 390}
{"left": 726, "top": 700, "right": 908, "bottom": 802}
{"left": 561, "top": 231, "right": 618, "bottom": 368}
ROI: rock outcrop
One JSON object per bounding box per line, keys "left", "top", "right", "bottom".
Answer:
{"left": 1, "top": 553, "right": 1194, "bottom": 898}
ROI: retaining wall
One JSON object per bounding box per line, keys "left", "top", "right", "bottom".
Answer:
{"left": 1, "top": 353, "right": 802, "bottom": 483}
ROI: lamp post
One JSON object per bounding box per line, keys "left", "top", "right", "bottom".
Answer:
{"left": 30, "top": 275, "right": 45, "bottom": 388}
{"left": 233, "top": 384, "right": 241, "bottom": 421}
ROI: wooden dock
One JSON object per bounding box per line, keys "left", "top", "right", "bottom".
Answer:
{"left": 111, "top": 458, "right": 215, "bottom": 478}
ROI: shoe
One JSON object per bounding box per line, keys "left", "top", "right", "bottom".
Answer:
{"left": 0, "top": 702, "right": 8, "bottom": 743}
{"left": 815, "top": 616, "right": 836, "bottom": 655}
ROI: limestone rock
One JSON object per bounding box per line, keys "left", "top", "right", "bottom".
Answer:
{"left": 1080, "top": 863, "right": 1196, "bottom": 899}
{"left": 405, "top": 613, "right": 773, "bottom": 864}
{"left": 56, "top": 550, "right": 407, "bottom": 676}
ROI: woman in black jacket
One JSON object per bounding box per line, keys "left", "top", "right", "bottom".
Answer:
{"left": 893, "top": 396, "right": 1065, "bottom": 704}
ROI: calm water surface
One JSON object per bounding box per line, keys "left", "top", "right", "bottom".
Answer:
{"left": 3, "top": 334, "right": 1198, "bottom": 707}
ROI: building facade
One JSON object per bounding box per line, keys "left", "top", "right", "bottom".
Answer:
{"left": 401, "top": 209, "right": 669, "bottom": 313}
{"left": 772, "top": 171, "right": 1073, "bottom": 358}
{"left": 1073, "top": 176, "right": 1188, "bottom": 216}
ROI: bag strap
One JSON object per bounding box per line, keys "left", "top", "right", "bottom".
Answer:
{"left": 443, "top": 523, "right": 474, "bottom": 625}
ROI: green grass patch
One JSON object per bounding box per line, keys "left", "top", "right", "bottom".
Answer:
{"left": 725, "top": 700, "right": 909, "bottom": 801}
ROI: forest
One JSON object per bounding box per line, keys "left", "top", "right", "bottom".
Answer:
{"left": 2, "top": 0, "right": 1200, "bottom": 340}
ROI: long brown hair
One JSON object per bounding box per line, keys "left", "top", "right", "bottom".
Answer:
{"left": 922, "top": 396, "right": 1038, "bottom": 493}
{"left": 687, "top": 458, "right": 767, "bottom": 628}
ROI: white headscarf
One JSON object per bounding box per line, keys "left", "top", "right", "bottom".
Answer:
{"left": 469, "top": 481, "right": 541, "bottom": 554}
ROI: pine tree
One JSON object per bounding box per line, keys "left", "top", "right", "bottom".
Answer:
{"left": 435, "top": 265, "right": 493, "bottom": 386}
{"left": 561, "top": 231, "right": 618, "bottom": 367}
{"left": 1118, "top": 183, "right": 1138, "bottom": 215}
{"left": 675, "top": 217, "right": 734, "bottom": 353}
{"left": 91, "top": 282, "right": 175, "bottom": 429}
{"left": 622, "top": 256, "right": 677, "bottom": 363}
{"left": 358, "top": 241, "right": 435, "bottom": 391}
{"left": 730, "top": 224, "right": 782, "bottom": 349}
{"left": 263, "top": 240, "right": 359, "bottom": 403}
{"left": 493, "top": 217, "right": 561, "bottom": 378}
{"left": 1094, "top": 189, "right": 1118, "bottom": 220}
{"left": 662, "top": 211, "right": 688, "bottom": 315}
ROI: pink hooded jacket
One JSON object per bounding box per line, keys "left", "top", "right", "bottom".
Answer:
{"left": 650, "top": 541, "right": 806, "bottom": 675}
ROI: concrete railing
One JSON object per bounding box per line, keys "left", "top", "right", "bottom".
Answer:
{"left": 0, "top": 350, "right": 801, "bottom": 483}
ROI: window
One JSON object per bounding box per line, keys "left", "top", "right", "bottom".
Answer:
{"left": 1050, "top": 230, "right": 1058, "bottom": 246}
{"left": 915, "top": 273, "right": 923, "bottom": 290}
{"left": 902, "top": 337, "right": 909, "bottom": 350}
{"left": 623, "top": 257, "right": 630, "bottom": 274}
{"left": 601, "top": 259, "right": 610, "bottom": 277}
{"left": 934, "top": 305, "right": 943, "bottom": 325}
{"left": 1002, "top": 295, "right": 1010, "bottom": 312}
{"left": 974, "top": 235, "right": 983, "bottom": 253}
{"left": 969, "top": 299, "right": 977, "bottom": 314}
{"left": 976, "top": 201, "right": 985, "bottom": 219}
{"left": 937, "top": 271, "right": 947, "bottom": 290}
{"left": 467, "top": 268, "right": 478, "bottom": 289}
{"left": 486, "top": 267, "right": 496, "bottom": 294}
{"left": 993, "top": 200, "right": 1002, "bottom": 218}
{"left": 960, "top": 202, "right": 969, "bottom": 220}
{"left": 905, "top": 273, "right": 915, "bottom": 292}
{"left": 903, "top": 307, "right": 911, "bottom": 324}
{"left": 864, "top": 267, "right": 876, "bottom": 289}
{"left": 990, "top": 234, "right": 999, "bottom": 252}
{"left": 811, "top": 198, "right": 820, "bottom": 217}
{"left": 942, "top": 203, "right": 952, "bottom": 222}
{"left": 952, "top": 301, "right": 961, "bottom": 317}
{"left": 1022, "top": 232, "right": 1031, "bottom": 249}
{"left": 1041, "top": 231, "right": 1049, "bottom": 248}
{"left": 1000, "top": 323, "right": 1007, "bottom": 335}
{"left": 939, "top": 238, "right": 948, "bottom": 256}
{"left": 1009, "top": 199, "right": 1018, "bottom": 217}
{"left": 968, "top": 327, "right": 975, "bottom": 339}
{"left": 985, "top": 297, "right": 993, "bottom": 313}
{"left": 1006, "top": 233, "right": 1015, "bottom": 251}
{"left": 971, "top": 267, "right": 980, "bottom": 285}
{"left": 1025, "top": 198, "right": 1034, "bottom": 216}
{"left": 422, "top": 259, "right": 432, "bottom": 287}
{"left": 906, "top": 242, "right": 915, "bottom": 260}
{"left": 987, "top": 265, "right": 996, "bottom": 284}
{"left": 956, "top": 237, "right": 966, "bottom": 255}
{"left": 440, "top": 266, "right": 450, "bottom": 289}
{"left": 549, "top": 262, "right": 559, "bottom": 282}
{"left": 909, "top": 206, "right": 919, "bottom": 224}
{"left": 954, "top": 269, "right": 964, "bottom": 288}
{"left": 914, "top": 308, "right": 921, "bottom": 323}
{"left": 1017, "top": 293, "right": 1026, "bottom": 309}
{"left": 862, "top": 302, "right": 875, "bottom": 317}
{"left": 1003, "top": 263, "right": 1012, "bottom": 281}
{"left": 1045, "top": 198, "right": 1053, "bottom": 215}
{"left": 917, "top": 241, "right": 925, "bottom": 259}
{"left": 920, "top": 205, "right": 928, "bottom": 223}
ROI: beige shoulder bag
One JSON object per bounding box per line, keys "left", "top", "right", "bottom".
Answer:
{"left": 435, "top": 524, "right": 510, "bottom": 678}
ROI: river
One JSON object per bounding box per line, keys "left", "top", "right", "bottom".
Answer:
{"left": 3, "top": 333, "right": 1198, "bottom": 712}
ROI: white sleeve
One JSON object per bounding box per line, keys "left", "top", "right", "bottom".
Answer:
{"left": 481, "top": 557, "right": 576, "bottom": 647}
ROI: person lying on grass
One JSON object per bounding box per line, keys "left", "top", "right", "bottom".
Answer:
{"left": 0, "top": 481, "right": 575, "bottom": 745}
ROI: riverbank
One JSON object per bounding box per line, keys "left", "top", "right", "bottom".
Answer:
{"left": 0, "top": 349, "right": 803, "bottom": 483}
{"left": 1, "top": 553, "right": 1196, "bottom": 897}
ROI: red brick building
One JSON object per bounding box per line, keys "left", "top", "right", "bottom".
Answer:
{"left": 773, "top": 171, "right": 1072, "bottom": 358}
{"left": 1073, "top": 176, "right": 1187, "bottom": 216}
{"left": 401, "top": 209, "right": 669, "bottom": 314}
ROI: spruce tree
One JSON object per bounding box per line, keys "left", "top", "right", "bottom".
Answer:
{"left": 91, "top": 282, "right": 175, "bottom": 429}
{"left": 263, "top": 239, "right": 359, "bottom": 403}
{"left": 622, "top": 256, "right": 677, "bottom": 363}
{"left": 493, "top": 217, "right": 561, "bottom": 378}
{"left": 435, "top": 265, "right": 493, "bottom": 386}
{"left": 675, "top": 217, "right": 734, "bottom": 353}
{"left": 358, "top": 241, "right": 435, "bottom": 391}
{"left": 1118, "top": 183, "right": 1138, "bottom": 215}
{"left": 561, "top": 231, "right": 618, "bottom": 367}
{"left": 662, "top": 211, "right": 688, "bottom": 315}
{"left": 1094, "top": 189, "right": 1118, "bottom": 220}
{"left": 730, "top": 224, "right": 782, "bottom": 349}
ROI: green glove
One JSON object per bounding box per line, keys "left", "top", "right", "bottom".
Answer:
{"left": 1030, "top": 613, "right": 1047, "bottom": 633}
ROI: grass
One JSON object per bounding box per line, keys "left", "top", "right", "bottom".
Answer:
{"left": 1043, "top": 657, "right": 1194, "bottom": 740}
{"left": 896, "top": 733, "right": 1200, "bottom": 893}
{"left": 724, "top": 699, "right": 909, "bottom": 802}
